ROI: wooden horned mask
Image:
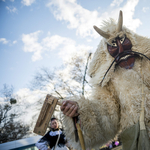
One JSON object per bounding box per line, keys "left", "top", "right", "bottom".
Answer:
{"left": 94, "top": 11, "right": 135, "bottom": 69}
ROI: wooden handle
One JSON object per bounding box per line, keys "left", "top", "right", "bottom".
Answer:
{"left": 54, "top": 98, "right": 86, "bottom": 150}
{"left": 47, "top": 94, "right": 62, "bottom": 106}
{"left": 34, "top": 94, "right": 59, "bottom": 135}
{"left": 76, "top": 123, "right": 86, "bottom": 150}
{"left": 57, "top": 100, "right": 62, "bottom": 106}
{"left": 35, "top": 94, "right": 85, "bottom": 149}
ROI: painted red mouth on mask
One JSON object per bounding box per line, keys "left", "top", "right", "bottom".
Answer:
{"left": 117, "top": 54, "right": 135, "bottom": 69}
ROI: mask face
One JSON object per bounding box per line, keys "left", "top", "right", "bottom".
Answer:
{"left": 107, "top": 36, "right": 135, "bottom": 69}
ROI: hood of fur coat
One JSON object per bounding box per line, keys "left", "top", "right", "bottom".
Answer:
{"left": 87, "top": 19, "right": 150, "bottom": 87}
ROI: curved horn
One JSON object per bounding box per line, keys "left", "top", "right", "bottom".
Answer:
{"left": 93, "top": 25, "right": 110, "bottom": 39}
{"left": 117, "top": 10, "right": 123, "bottom": 32}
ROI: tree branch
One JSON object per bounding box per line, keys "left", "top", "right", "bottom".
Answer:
{"left": 82, "top": 53, "right": 92, "bottom": 95}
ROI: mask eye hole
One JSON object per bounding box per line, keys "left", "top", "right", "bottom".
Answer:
{"left": 112, "top": 40, "right": 117, "bottom": 47}
{"left": 119, "top": 36, "right": 125, "bottom": 44}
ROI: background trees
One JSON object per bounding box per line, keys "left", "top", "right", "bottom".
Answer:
{"left": 30, "top": 51, "right": 92, "bottom": 131}
{"left": 31, "top": 52, "right": 92, "bottom": 98}
{"left": 0, "top": 84, "right": 30, "bottom": 144}
{"left": 0, "top": 51, "right": 93, "bottom": 143}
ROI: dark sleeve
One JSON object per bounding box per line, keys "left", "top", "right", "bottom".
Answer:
{"left": 39, "top": 131, "right": 51, "bottom": 145}
{"left": 35, "top": 131, "right": 51, "bottom": 150}
{"left": 58, "top": 129, "right": 67, "bottom": 145}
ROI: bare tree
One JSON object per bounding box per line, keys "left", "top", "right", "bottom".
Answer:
{"left": 30, "top": 52, "right": 92, "bottom": 129}
{"left": 82, "top": 53, "right": 92, "bottom": 95}
{"left": 30, "top": 52, "right": 92, "bottom": 98}
{"left": 0, "top": 84, "right": 30, "bottom": 144}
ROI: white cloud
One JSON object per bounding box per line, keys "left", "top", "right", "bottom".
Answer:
{"left": 6, "top": 6, "right": 17, "bottom": 13}
{"left": 0, "top": 97, "right": 4, "bottom": 102}
{"left": 110, "top": 0, "right": 124, "bottom": 7}
{"left": 21, "top": 0, "right": 35, "bottom": 6}
{"left": 13, "top": 40, "right": 17, "bottom": 44}
{"left": 142, "top": 7, "right": 149, "bottom": 13}
{"left": 10, "top": 0, "right": 14, "bottom": 2}
{"left": 46, "top": 0, "right": 100, "bottom": 38}
{"left": 16, "top": 88, "right": 45, "bottom": 103}
{"left": 55, "top": 47, "right": 91, "bottom": 86}
{"left": 47, "top": 0, "right": 141, "bottom": 37}
{"left": 22, "top": 31, "right": 43, "bottom": 61}
{"left": 120, "top": 0, "right": 141, "bottom": 32}
{"left": 0, "top": 38, "right": 9, "bottom": 44}
{"left": 58, "top": 43, "right": 92, "bottom": 62}
{"left": 42, "top": 35, "right": 75, "bottom": 50}
{"left": 42, "top": 34, "right": 92, "bottom": 61}
{"left": 15, "top": 88, "right": 47, "bottom": 124}
{"left": 22, "top": 31, "right": 92, "bottom": 62}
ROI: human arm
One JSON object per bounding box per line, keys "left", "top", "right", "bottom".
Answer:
{"left": 60, "top": 85, "right": 120, "bottom": 150}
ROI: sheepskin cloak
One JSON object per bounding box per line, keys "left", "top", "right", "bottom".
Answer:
{"left": 61, "top": 20, "right": 150, "bottom": 150}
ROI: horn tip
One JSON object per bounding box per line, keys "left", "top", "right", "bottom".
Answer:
{"left": 119, "top": 10, "right": 123, "bottom": 15}
{"left": 93, "top": 25, "right": 97, "bottom": 29}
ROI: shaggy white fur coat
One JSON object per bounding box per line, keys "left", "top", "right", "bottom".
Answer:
{"left": 61, "top": 19, "right": 150, "bottom": 150}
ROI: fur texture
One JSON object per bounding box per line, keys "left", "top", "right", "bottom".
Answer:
{"left": 61, "top": 18, "right": 150, "bottom": 150}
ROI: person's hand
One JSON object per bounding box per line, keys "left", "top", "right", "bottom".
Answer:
{"left": 60, "top": 100, "right": 79, "bottom": 117}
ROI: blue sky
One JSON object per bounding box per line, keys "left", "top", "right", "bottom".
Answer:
{"left": 0, "top": 0, "right": 150, "bottom": 94}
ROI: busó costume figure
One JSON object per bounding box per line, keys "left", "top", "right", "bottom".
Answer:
{"left": 60, "top": 10, "right": 150, "bottom": 150}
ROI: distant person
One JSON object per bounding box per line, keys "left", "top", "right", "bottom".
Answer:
{"left": 35, "top": 117, "right": 69, "bottom": 150}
